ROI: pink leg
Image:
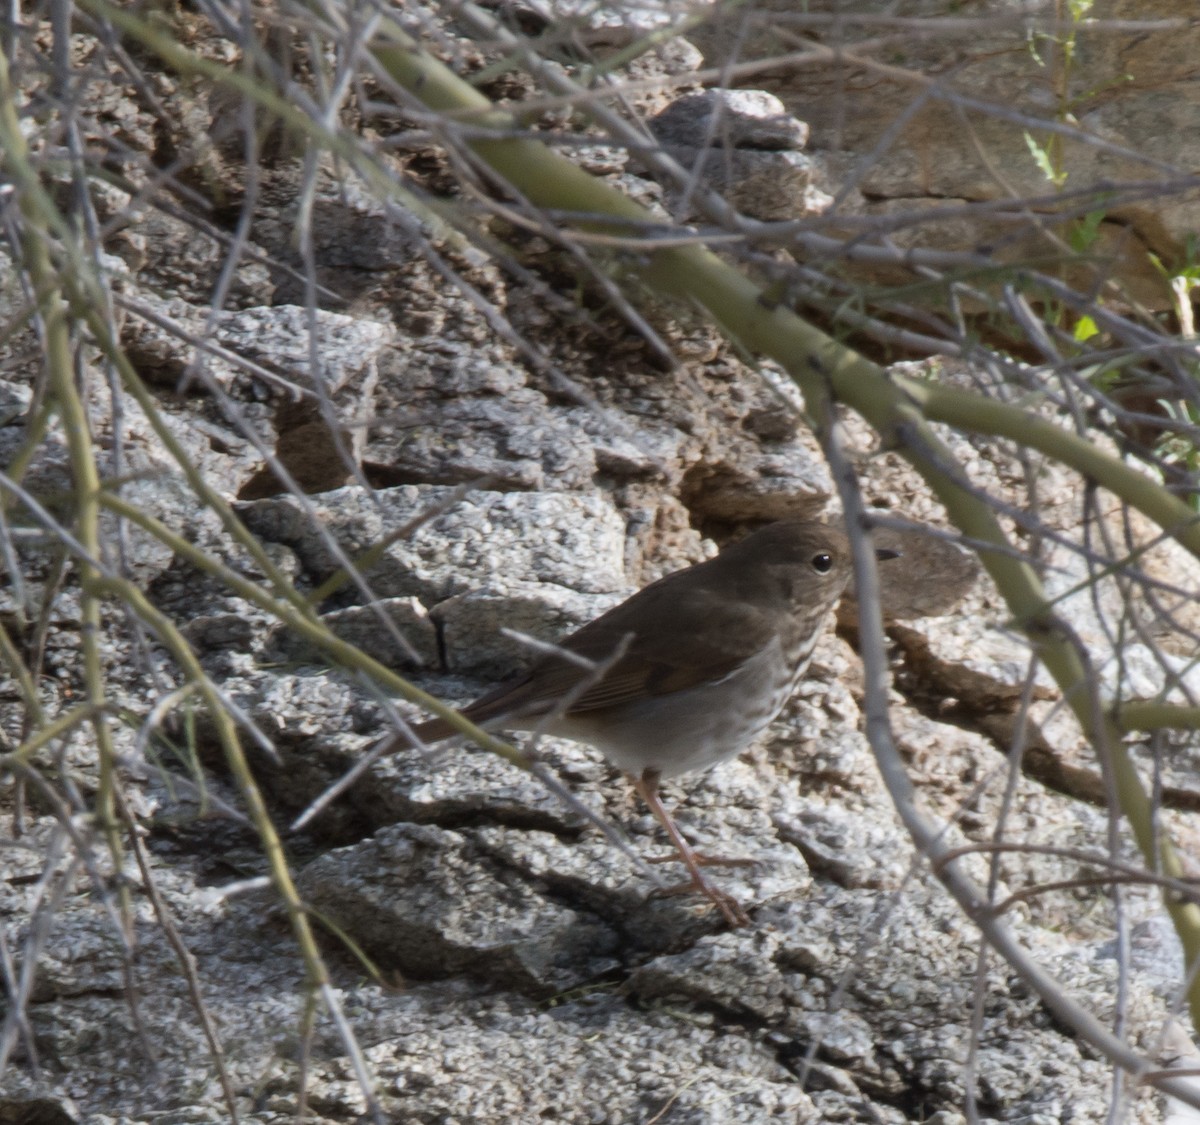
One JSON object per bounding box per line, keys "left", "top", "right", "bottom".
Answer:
{"left": 631, "top": 769, "right": 750, "bottom": 928}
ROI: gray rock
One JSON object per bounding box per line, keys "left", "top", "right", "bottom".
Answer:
{"left": 432, "top": 584, "right": 626, "bottom": 677}
{"left": 683, "top": 446, "right": 834, "bottom": 522}
{"left": 360, "top": 738, "right": 595, "bottom": 833}
{"left": 655, "top": 147, "right": 831, "bottom": 222}
{"left": 229, "top": 666, "right": 365, "bottom": 747}
{"left": 270, "top": 596, "right": 440, "bottom": 670}
{"left": 371, "top": 390, "right": 599, "bottom": 490}
{"left": 179, "top": 609, "right": 259, "bottom": 652}
{"left": 123, "top": 297, "right": 389, "bottom": 399}
{"left": 625, "top": 928, "right": 791, "bottom": 1022}
{"left": 773, "top": 801, "right": 910, "bottom": 890}
{"left": 104, "top": 203, "right": 274, "bottom": 307}
{"left": 650, "top": 90, "right": 809, "bottom": 151}
{"left": 118, "top": 296, "right": 390, "bottom": 499}
{"left": 493, "top": 0, "right": 680, "bottom": 43}
{"left": 297, "top": 822, "right": 619, "bottom": 993}
{"left": 353, "top": 983, "right": 822, "bottom": 1122}
{"left": 238, "top": 485, "right": 629, "bottom": 604}
{"left": 0, "top": 377, "right": 32, "bottom": 425}
{"left": 475, "top": 810, "right": 813, "bottom": 950}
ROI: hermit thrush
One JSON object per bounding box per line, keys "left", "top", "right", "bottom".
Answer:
{"left": 401, "top": 520, "right": 885, "bottom": 926}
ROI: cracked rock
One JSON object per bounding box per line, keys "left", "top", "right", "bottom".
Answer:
{"left": 297, "top": 822, "right": 620, "bottom": 994}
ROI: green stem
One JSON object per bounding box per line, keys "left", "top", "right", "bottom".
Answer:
{"left": 1113, "top": 701, "right": 1200, "bottom": 733}
{"left": 904, "top": 377, "right": 1200, "bottom": 555}
{"left": 0, "top": 48, "right": 128, "bottom": 919}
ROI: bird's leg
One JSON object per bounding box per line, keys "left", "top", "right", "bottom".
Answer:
{"left": 631, "top": 769, "right": 750, "bottom": 928}
{"left": 633, "top": 772, "right": 756, "bottom": 870}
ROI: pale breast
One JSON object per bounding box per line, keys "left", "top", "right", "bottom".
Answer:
{"left": 549, "top": 617, "right": 830, "bottom": 779}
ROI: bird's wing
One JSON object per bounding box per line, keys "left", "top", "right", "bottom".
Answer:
{"left": 463, "top": 576, "right": 781, "bottom": 721}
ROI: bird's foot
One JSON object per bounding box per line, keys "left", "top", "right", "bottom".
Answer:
{"left": 651, "top": 876, "right": 751, "bottom": 927}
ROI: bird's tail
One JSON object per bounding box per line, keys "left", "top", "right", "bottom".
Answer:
{"left": 407, "top": 715, "right": 460, "bottom": 744}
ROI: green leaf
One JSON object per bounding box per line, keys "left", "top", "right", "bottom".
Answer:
{"left": 1069, "top": 209, "right": 1105, "bottom": 253}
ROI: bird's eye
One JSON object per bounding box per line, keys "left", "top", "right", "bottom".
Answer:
{"left": 811, "top": 552, "right": 833, "bottom": 573}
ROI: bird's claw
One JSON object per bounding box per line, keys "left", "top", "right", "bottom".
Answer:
{"left": 651, "top": 877, "right": 751, "bottom": 927}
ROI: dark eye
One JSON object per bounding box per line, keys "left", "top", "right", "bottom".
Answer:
{"left": 811, "top": 552, "right": 833, "bottom": 574}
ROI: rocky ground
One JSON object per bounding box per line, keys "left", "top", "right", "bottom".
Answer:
{"left": 3, "top": 2, "right": 1200, "bottom": 1123}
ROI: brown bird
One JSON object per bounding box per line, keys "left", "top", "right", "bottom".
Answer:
{"left": 404, "top": 520, "right": 882, "bottom": 926}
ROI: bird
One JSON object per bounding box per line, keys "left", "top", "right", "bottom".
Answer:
{"left": 399, "top": 520, "right": 888, "bottom": 927}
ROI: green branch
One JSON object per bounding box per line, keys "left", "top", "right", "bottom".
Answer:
{"left": 0, "top": 47, "right": 128, "bottom": 915}
{"left": 904, "top": 377, "right": 1200, "bottom": 555}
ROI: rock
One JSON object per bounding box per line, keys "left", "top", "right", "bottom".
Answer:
{"left": 649, "top": 90, "right": 810, "bottom": 151}
{"left": 238, "top": 485, "right": 629, "bottom": 603}
{"left": 270, "top": 596, "right": 440, "bottom": 670}
{"left": 652, "top": 147, "right": 830, "bottom": 222}
{"left": 477, "top": 812, "right": 813, "bottom": 951}
{"left": 689, "top": 0, "right": 1199, "bottom": 306}
{"left": 625, "top": 927, "right": 791, "bottom": 1022}
{"left": 358, "top": 738, "right": 595, "bottom": 834}
{"left": 431, "top": 584, "right": 625, "bottom": 677}
{"left": 491, "top": 0, "right": 679, "bottom": 44}
{"left": 297, "top": 823, "right": 619, "bottom": 994}
{"left": 367, "top": 390, "right": 599, "bottom": 490}
{"left": 642, "top": 89, "right": 829, "bottom": 220}
{"left": 682, "top": 449, "right": 833, "bottom": 523}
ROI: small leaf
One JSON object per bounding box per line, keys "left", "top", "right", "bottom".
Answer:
{"left": 1069, "top": 209, "right": 1105, "bottom": 253}
{"left": 1024, "top": 132, "right": 1065, "bottom": 186}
